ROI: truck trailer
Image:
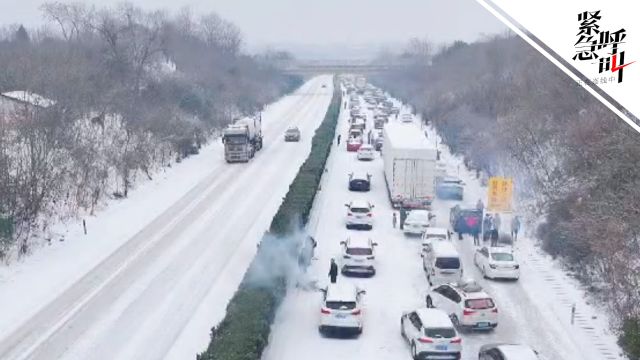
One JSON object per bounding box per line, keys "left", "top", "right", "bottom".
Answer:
{"left": 222, "top": 114, "right": 263, "bottom": 163}
{"left": 382, "top": 122, "right": 438, "bottom": 209}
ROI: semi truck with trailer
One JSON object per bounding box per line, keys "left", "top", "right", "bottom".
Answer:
{"left": 222, "top": 114, "right": 263, "bottom": 163}
{"left": 382, "top": 122, "right": 438, "bottom": 209}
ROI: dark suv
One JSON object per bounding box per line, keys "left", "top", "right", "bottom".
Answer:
{"left": 449, "top": 205, "right": 482, "bottom": 239}
{"left": 348, "top": 172, "right": 371, "bottom": 192}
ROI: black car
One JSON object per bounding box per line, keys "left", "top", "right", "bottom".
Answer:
{"left": 449, "top": 205, "right": 482, "bottom": 239}
{"left": 348, "top": 172, "right": 371, "bottom": 192}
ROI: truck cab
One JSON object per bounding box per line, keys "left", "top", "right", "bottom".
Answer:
{"left": 222, "top": 115, "right": 263, "bottom": 163}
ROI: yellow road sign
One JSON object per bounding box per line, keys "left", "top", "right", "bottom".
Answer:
{"left": 487, "top": 177, "right": 513, "bottom": 212}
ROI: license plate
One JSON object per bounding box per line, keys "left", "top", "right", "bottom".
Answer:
{"left": 477, "top": 322, "right": 490, "bottom": 328}
{"left": 354, "top": 259, "right": 364, "bottom": 263}
{"left": 335, "top": 314, "right": 347, "bottom": 319}
{"left": 435, "top": 345, "right": 448, "bottom": 351}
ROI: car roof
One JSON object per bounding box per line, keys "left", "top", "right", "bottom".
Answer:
{"left": 480, "top": 344, "right": 539, "bottom": 360}
{"left": 349, "top": 199, "right": 371, "bottom": 209}
{"left": 347, "top": 237, "right": 372, "bottom": 248}
{"left": 488, "top": 246, "right": 514, "bottom": 254}
{"left": 325, "top": 282, "right": 358, "bottom": 302}
{"left": 407, "top": 210, "right": 430, "bottom": 218}
{"left": 350, "top": 171, "right": 370, "bottom": 179}
{"left": 430, "top": 241, "right": 459, "bottom": 256}
{"left": 415, "top": 308, "right": 454, "bottom": 328}
{"left": 425, "top": 227, "right": 449, "bottom": 236}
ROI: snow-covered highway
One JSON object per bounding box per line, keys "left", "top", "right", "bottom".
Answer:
{"left": 0, "top": 76, "right": 334, "bottom": 360}
{"left": 262, "top": 89, "right": 624, "bottom": 360}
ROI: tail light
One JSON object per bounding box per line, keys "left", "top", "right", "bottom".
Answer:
{"left": 366, "top": 256, "right": 375, "bottom": 260}
{"left": 492, "top": 308, "right": 498, "bottom": 313}
{"left": 418, "top": 337, "right": 433, "bottom": 343}
{"left": 321, "top": 308, "right": 331, "bottom": 314}
{"left": 343, "top": 255, "right": 351, "bottom": 259}
{"left": 367, "top": 213, "right": 372, "bottom": 217}
{"left": 348, "top": 212, "right": 353, "bottom": 216}
{"left": 351, "top": 309, "right": 361, "bottom": 315}
{"left": 463, "top": 309, "right": 475, "bottom": 316}
{"left": 514, "top": 264, "right": 520, "bottom": 269}
{"left": 450, "top": 337, "right": 462, "bottom": 344}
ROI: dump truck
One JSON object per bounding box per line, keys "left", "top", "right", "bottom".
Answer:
{"left": 382, "top": 122, "right": 438, "bottom": 209}
{"left": 222, "top": 114, "right": 263, "bottom": 163}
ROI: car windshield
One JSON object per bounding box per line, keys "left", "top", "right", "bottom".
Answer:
{"left": 325, "top": 301, "right": 356, "bottom": 310}
{"left": 409, "top": 213, "right": 429, "bottom": 222}
{"left": 347, "top": 247, "right": 372, "bottom": 256}
{"left": 491, "top": 253, "right": 514, "bottom": 261}
{"left": 350, "top": 207, "right": 369, "bottom": 213}
{"left": 435, "top": 257, "right": 460, "bottom": 269}
{"left": 465, "top": 298, "right": 495, "bottom": 309}
{"left": 286, "top": 128, "right": 298, "bottom": 133}
{"left": 225, "top": 136, "right": 246, "bottom": 144}
{"left": 424, "top": 327, "right": 456, "bottom": 339}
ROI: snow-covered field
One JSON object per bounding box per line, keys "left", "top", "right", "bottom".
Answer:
{"left": 0, "top": 75, "right": 334, "bottom": 360}
{"left": 262, "top": 90, "right": 625, "bottom": 360}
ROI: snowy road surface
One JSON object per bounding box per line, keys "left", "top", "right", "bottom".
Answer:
{"left": 0, "top": 75, "right": 334, "bottom": 360}
{"left": 262, "top": 91, "right": 624, "bottom": 360}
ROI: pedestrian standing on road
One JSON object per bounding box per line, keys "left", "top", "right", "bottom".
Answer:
{"left": 490, "top": 228, "right": 499, "bottom": 247}
{"left": 511, "top": 216, "right": 521, "bottom": 241}
{"left": 425, "top": 294, "right": 434, "bottom": 308}
{"left": 392, "top": 212, "right": 397, "bottom": 228}
{"left": 472, "top": 227, "right": 480, "bottom": 246}
{"left": 399, "top": 207, "right": 407, "bottom": 230}
{"left": 329, "top": 258, "right": 338, "bottom": 283}
{"left": 483, "top": 214, "right": 492, "bottom": 241}
{"left": 476, "top": 199, "right": 484, "bottom": 212}
{"left": 493, "top": 213, "right": 501, "bottom": 232}
{"left": 337, "top": 134, "right": 341, "bottom": 146}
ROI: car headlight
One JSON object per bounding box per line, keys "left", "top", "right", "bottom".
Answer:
{"left": 489, "top": 264, "right": 497, "bottom": 269}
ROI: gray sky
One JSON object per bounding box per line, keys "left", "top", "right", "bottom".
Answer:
{"left": 0, "top": 0, "right": 507, "bottom": 58}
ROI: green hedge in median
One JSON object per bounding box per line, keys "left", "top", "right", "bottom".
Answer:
{"left": 197, "top": 78, "right": 341, "bottom": 360}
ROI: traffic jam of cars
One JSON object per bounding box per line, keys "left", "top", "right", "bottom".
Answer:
{"left": 316, "top": 77, "right": 539, "bottom": 360}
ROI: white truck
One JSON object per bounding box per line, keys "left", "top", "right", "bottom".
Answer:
{"left": 382, "top": 122, "right": 438, "bottom": 209}
{"left": 222, "top": 114, "right": 263, "bottom": 163}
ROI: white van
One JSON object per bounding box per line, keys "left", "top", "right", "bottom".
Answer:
{"left": 422, "top": 241, "right": 463, "bottom": 286}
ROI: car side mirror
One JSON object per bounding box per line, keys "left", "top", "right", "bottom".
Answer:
{"left": 358, "top": 290, "right": 367, "bottom": 295}
{"left": 340, "top": 241, "right": 346, "bottom": 245}
{"left": 370, "top": 204, "right": 375, "bottom": 208}
{"left": 344, "top": 204, "right": 349, "bottom": 208}
{"left": 372, "top": 242, "right": 378, "bottom": 246}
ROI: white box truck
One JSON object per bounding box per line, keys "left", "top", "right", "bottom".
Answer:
{"left": 382, "top": 122, "right": 438, "bottom": 209}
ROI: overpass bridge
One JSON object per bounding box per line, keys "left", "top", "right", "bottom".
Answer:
{"left": 282, "top": 60, "right": 401, "bottom": 75}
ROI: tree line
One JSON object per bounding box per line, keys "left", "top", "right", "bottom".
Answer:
{"left": 372, "top": 35, "right": 640, "bottom": 358}
{"left": 0, "top": 2, "right": 301, "bottom": 260}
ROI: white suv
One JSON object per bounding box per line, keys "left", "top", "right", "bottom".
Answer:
{"left": 479, "top": 343, "right": 542, "bottom": 359}
{"left": 345, "top": 200, "right": 374, "bottom": 230}
{"left": 403, "top": 210, "right": 434, "bottom": 236}
{"left": 340, "top": 237, "right": 378, "bottom": 276}
{"left": 319, "top": 282, "right": 366, "bottom": 337}
{"left": 401, "top": 308, "right": 462, "bottom": 360}
{"left": 474, "top": 246, "right": 520, "bottom": 280}
{"left": 428, "top": 280, "right": 498, "bottom": 331}
{"left": 357, "top": 144, "right": 375, "bottom": 161}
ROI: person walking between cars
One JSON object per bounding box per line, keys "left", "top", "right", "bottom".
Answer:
{"left": 392, "top": 212, "right": 397, "bottom": 229}
{"left": 483, "top": 214, "right": 492, "bottom": 241}
{"left": 476, "top": 199, "right": 484, "bottom": 212}
{"left": 425, "top": 294, "right": 434, "bottom": 308}
{"left": 511, "top": 216, "right": 521, "bottom": 241}
{"left": 329, "top": 258, "right": 338, "bottom": 283}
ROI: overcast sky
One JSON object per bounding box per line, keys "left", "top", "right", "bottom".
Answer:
{"left": 0, "top": 0, "right": 507, "bottom": 57}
